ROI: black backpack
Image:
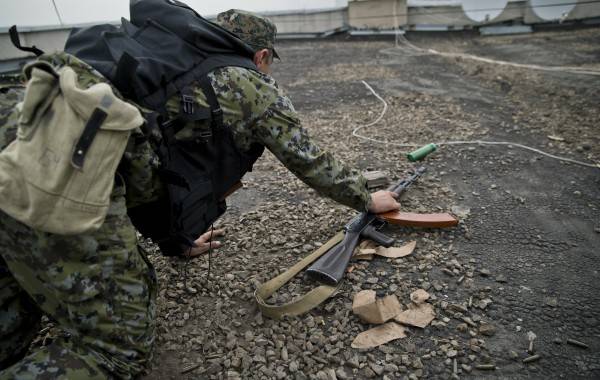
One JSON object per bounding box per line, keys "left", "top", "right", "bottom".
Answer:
{"left": 65, "top": 0, "right": 265, "bottom": 255}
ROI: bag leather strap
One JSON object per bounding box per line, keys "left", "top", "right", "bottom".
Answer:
{"left": 71, "top": 107, "right": 108, "bottom": 169}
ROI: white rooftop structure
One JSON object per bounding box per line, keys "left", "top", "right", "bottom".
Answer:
{"left": 2, "top": 0, "right": 599, "bottom": 73}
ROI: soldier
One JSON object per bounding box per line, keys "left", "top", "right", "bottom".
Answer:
{"left": 0, "top": 8, "right": 400, "bottom": 380}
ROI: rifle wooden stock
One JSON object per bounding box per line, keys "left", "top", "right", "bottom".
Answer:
{"left": 378, "top": 211, "right": 458, "bottom": 228}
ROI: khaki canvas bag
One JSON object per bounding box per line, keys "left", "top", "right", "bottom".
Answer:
{"left": 0, "top": 60, "right": 143, "bottom": 234}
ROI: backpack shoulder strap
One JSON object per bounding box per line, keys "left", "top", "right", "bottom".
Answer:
{"left": 197, "top": 75, "right": 222, "bottom": 129}
{"left": 113, "top": 52, "right": 140, "bottom": 99}
{"left": 141, "top": 54, "right": 257, "bottom": 112}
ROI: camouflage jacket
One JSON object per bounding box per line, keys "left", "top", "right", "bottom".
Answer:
{"left": 160, "top": 66, "right": 371, "bottom": 211}
{"left": 0, "top": 79, "right": 24, "bottom": 151}
{"left": 0, "top": 53, "right": 371, "bottom": 213}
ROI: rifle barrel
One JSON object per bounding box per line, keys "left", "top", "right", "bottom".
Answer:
{"left": 388, "top": 167, "right": 426, "bottom": 194}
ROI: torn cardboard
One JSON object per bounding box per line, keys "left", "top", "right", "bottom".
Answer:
{"left": 354, "top": 248, "right": 375, "bottom": 261}
{"left": 410, "top": 289, "right": 430, "bottom": 304}
{"left": 351, "top": 322, "right": 406, "bottom": 349}
{"left": 353, "top": 241, "right": 377, "bottom": 261}
{"left": 375, "top": 241, "right": 416, "bottom": 258}
{"left": 395, "top": 302, "right": 435, "bottom": 328}
{"left": 359, "top": 248, "right": 376, "bottom": 255}
{"left": 352, "top": 290, "right": 403, "bottom": 324}
{"left": 359, "top": 240, "right": 378, "bottom": 250}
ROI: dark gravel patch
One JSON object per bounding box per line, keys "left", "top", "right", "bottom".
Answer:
{"left": 144, "top": 26, "right": 600, "bottom": 380}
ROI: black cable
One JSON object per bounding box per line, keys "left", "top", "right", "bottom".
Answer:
{"left": 263, "top": 0, "right": 600, "bottom": 24}
{"left": 207, "top": 224, "right": 214, "bottom": 282}
{"left": 183, "top": 245, "right": 192, "bottom": 291}
{"left": 181, "top": 226, "right": 215, "bottom": 290}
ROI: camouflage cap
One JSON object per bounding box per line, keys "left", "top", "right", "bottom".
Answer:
{"left": 216, "top": 9, "right": 280, "bottom": 59}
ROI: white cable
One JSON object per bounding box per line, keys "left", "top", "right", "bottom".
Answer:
{"left": 353, "top": 81, "right": 388, "bottom": 144}
{"left": 385, "top": 0, "right": 600, "bottom": 76}
{"left": 353, "top": 81, "right": 599, "bottom": 169}
{"left": 390, "top": 34, "right": 600, "bottom": 77}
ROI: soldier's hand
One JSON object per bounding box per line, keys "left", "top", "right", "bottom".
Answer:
{"left": 186, "top": 228, "right": 226, "bottom": 257}
{"left": 368, "top": 191, "right": 400, "bottom": 214}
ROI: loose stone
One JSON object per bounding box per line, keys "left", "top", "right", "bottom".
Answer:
{"left": 566, "top": 339, "right": 589, "bottom": 349}
{"left": 523, "top": 354, "right": 541, "bottom": 363}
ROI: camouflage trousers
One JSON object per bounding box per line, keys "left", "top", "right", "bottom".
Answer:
{"left": 0, "top": 183, "right": 158, "bottom": 379}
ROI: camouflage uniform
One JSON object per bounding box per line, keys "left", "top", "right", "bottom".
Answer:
{"left": 0, "top": 9, "right": 369, "bottom": 380}
{"left": 158, "top": 65, "right": 371, "bottom": 211}
{"left": 193, "top": 9, "right": 369, "bottom": 211}
{"left": 0, "top": 54, "right": 156, "bottom": 379}
{"left": 0, "top": 80, "right": 21, "bottom": 151}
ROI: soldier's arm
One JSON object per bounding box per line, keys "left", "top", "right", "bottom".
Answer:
{"left": 213, "top": 67, "right": 395, "bottom": 213}
{"left": 252, "top": 102, "right": 372, "bottom": 212}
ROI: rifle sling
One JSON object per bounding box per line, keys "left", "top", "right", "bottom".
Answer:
{"left": 255, "top": 213, "right": 459, "bottom": 319}
{"left": 254, "top": 231, "right": 344, "bottom": 320}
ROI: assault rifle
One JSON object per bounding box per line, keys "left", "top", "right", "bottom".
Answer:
{"left": 306, "top": 166, "right": 457, "bottom": 285}
{"left": 255, "top": 166, "right": 458, "bottom": 319}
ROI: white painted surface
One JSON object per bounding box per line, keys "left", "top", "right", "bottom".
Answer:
{"left": 462, "top": 0, "right": 508, "bottom": 22}
{"left": 408, "top": 0, "right": 520, "bottom": 6}
{"left": 2, "top": 0, "right": 60, "bottom": 27}
{"left": 408, "top": 0, "right": 461, "bottom": 5}
{"left": 530, "top": 0, "right": 577, "bottom": 20}
{"left": 0, "top": 0, "right": 348, "bottom": 28}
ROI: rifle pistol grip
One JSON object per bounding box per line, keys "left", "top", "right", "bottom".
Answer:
{"left": 362, "top": 225, "right": 394, "bottom": 247}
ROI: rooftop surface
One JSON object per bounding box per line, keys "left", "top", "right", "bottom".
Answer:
{"left": 143, "top": 26, "right": 600, "bottom": 379}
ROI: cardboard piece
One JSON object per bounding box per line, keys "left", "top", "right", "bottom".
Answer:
{"left": 375, "top": 241, "right": 417, "bottom": 258}
{"left": 359, "top": 240, "right": 378, "bottom": 250}
{"left": 353, "top": 290, "right": 376, "bottom": 310}
{"left": 353, "top": 253, "right": 374, "bottom": 261}
{"left": 352, "top": 290, "right": 403, "bottom": 324}
{"left": 351, "top": 322, "right": 406, "bottom": 349}
{"left": 359, "top": 248, "right": 377, "bottom": 255}
{"left": 394, "top": 302, "right": 435, "bottom": 328}
{"left": 353, "top": 241, "right": 377, "bottom": 261}
{"left": 410, "top": 289, "right": 430, "bottom": 304}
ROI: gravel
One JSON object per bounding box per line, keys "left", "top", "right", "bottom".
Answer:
{"left": 139, "top": 27, "right": 600, "bottom": 379}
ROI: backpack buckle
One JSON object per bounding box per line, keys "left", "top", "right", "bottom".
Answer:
{"left": 198, "top": 130, "right": 212, "bottom": 139}
{"left": 193, "top": 128, "right": 212, "bottom": 144}
{"left": 181, "top": 95, "right": 195, "bottom": 114}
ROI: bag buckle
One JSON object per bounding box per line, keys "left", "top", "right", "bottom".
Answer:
{"left": 198, "top": 129, "right": 212, "bottom": 139}
{"left": 182, "top": 95, "right": 195, "bottom": 114}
